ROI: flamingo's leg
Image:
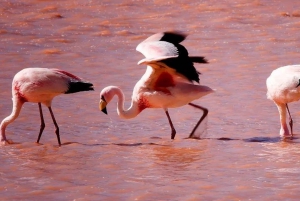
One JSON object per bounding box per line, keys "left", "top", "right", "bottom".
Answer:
{"left": 165, "top": 110, "right": 176, "bottom": 139}
{"left": 48, "top": 107, "right": 61, "bottom": 146}
{"left": 286, "top": 104, "right": 293, "bottom": 137}
{"left": 36, "top": 103, "right": 45, "bottom": 143}
{"left": 188, "top": 103, "right": 208, "bottom": 138}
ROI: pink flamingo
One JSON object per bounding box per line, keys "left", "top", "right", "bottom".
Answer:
{"left": 0, "top": 68, "right": 94, "bottom": 145}
{"left": 99, "top": 32, "right": 214, "bottom": 139}
{"left": 266, "top": 65, "right": 300, "bottom": 138}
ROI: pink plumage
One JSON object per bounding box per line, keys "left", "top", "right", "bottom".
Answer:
{"left": 0, "top": 67, "right": 94, "bottom": 145}
{"left": 99, "top": 32, "right": 213, "bottom": 139}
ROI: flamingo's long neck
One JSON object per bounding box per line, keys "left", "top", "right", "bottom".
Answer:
{"left": 112, "top": 87, "right": 140, "bottom": 119}
{"left": 0, "top": 99, "right": 23, "bottom": 141}
{"left": 276, "top": 102, "right": 289, "bottom": 136}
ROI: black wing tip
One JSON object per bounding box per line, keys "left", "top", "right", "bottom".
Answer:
{"left": 81, "top": 82, "right": 94, "bottom": 91}
{"left": 194, "top": 78, "right": 200, "bottom": 83}
{"left": 161, "top": 31, "right": 187, "bottom": 44}
{"left": 190, "top": 56, "right": 209, "bottom": 64}
{"left": 65, "top": 82, "right": 94, "bottom": 94}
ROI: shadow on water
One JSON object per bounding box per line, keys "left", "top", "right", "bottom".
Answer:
{"left": 59, "top": 141, "right": 168, "bottom": 147}
{"left": 189, "top": 136, "right": 300, "bottom": 143}
{"left": 112, "top": 142, "right": 168, "bottom": 146}
{"left": 80, "top": 136, "right": 298, "bottom": 146}
{"left": 7, "top": 135, "right": 299, "bottom": 147}
{"left": 243, "top": 136, "right": 282, "bottom": 143}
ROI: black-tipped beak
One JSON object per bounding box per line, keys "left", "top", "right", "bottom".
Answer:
{"left": 99, "top": 98, "right": 108, "bottom": 115}
{"left": 102, "top": 107, "right": 108, "bottom": 115}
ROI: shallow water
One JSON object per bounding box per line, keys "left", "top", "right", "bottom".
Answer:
{"left": 1, "top": 0, "right": 300, "bottom": 200}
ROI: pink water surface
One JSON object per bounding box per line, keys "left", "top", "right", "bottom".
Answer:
{"left": 1, "top": 0, "right": 300, "bottom": 200}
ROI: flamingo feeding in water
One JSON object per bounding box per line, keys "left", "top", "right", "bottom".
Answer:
{"left": 99, "top": 32, "right": 214, "bottom": 139}
{"left": 266, "top": 65, "right": 300, "bottom": 138}
{"left": 0, "top": 68, "right": 94, "bottom": 145}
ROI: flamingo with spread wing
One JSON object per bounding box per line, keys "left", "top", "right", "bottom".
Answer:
{"left": 99, "top": 32, "right": 214, "bottom": 139}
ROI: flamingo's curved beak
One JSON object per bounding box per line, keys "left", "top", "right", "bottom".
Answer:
{"left": 99, "top": 97, "right": 108, "bottom": 115}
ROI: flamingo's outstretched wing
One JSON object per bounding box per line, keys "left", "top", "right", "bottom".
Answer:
{"left": 136, "top": 32, "right": 207, "bottom": 83}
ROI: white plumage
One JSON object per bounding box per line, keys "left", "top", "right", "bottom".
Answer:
{"left": 266, "top": 65, "right": 300, "bottom": 137}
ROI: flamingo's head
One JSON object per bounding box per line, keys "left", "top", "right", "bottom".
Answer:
{"left": 99, "top": 86, "right": 119, "bottom": 115}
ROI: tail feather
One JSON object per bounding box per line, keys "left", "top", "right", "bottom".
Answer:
{"left": 65, "top": 81, "right": 94, "bottom": 94}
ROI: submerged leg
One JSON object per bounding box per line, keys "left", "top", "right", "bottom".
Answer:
{"left": 36, "top": 103, "right": 45, "bottom": 143}
{"left": 286, "top": 104, "right": 293, "bottom": 136}
{"left": 276, "top": 102, "right": 290, "bottom": 137}
{"left": 188, "top": 103, "right": 208, "bottom": 138}
{"left": 165, "top": 110, "right": 176, "bottom": 139}
{"left": 48, "top": 107, "right": 61, "bottom": 146}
